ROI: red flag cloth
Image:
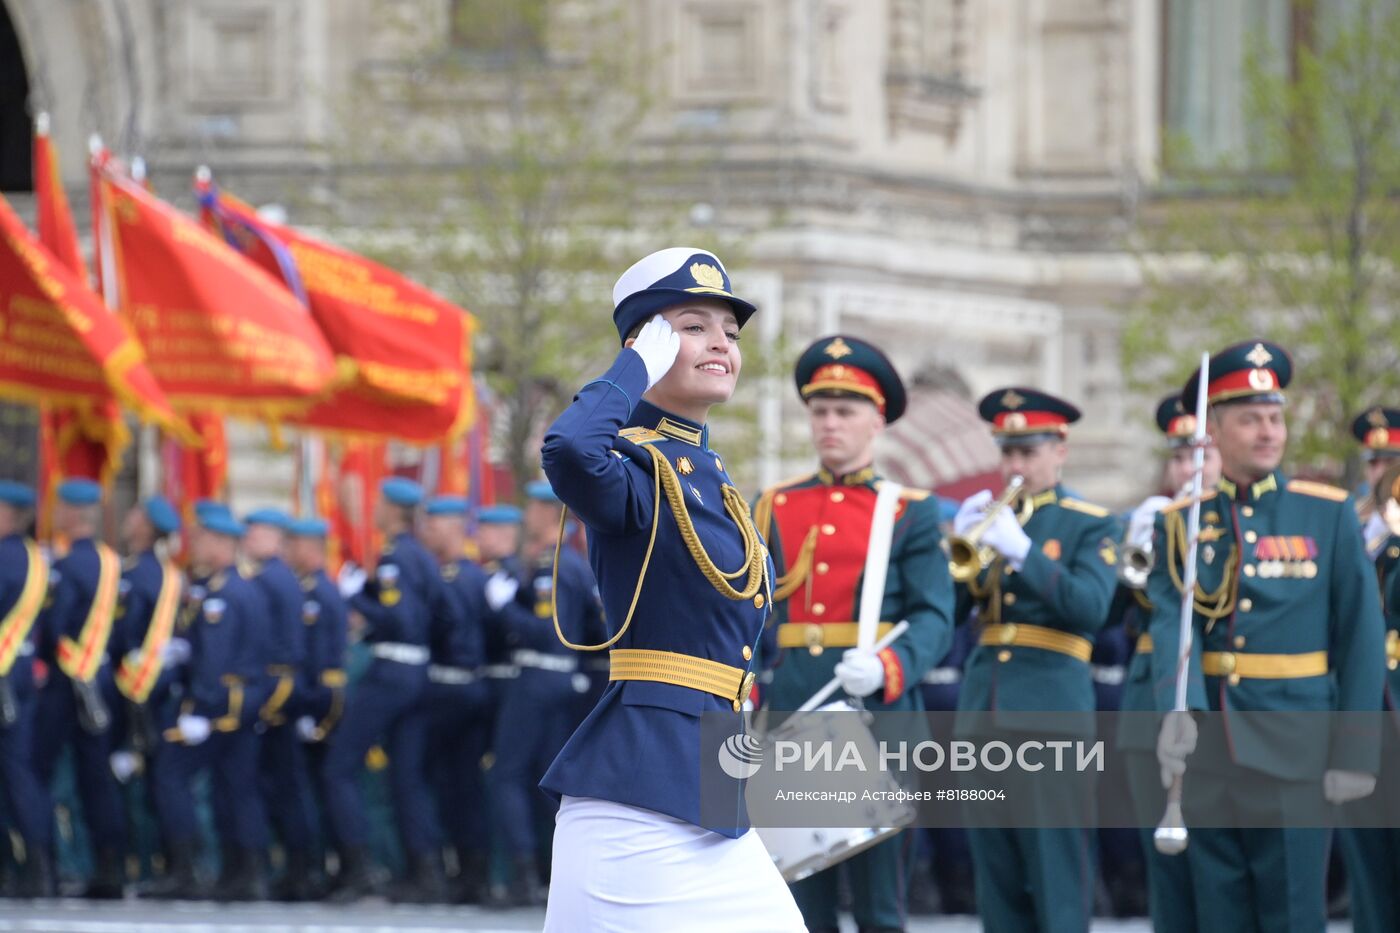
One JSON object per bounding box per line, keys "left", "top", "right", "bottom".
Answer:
{"left": 160, "top": 412, "right": 228, "bottom": 558}
{"left": 0, "top": 194, "right": 183, "bottom": 434}
{"left": 93, "top": 165, "right": 336, "bottom": 419}
{"left": 200, "top": 188, "right": 475, "bottom": 442}
{"left": 336, "top": 440, "right": 386, "bottom": 569}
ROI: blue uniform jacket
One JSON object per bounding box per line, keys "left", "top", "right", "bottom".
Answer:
{"left": 0, "top": 533, "right": 42, "bottom": 687}
{"left": 180, "top": 569, "right": 267, "bottom": 727}
{"left": 350, "top": 532, "right": 441, "bottom": 648}
{"left": 249, "top": 556, "right": 307, "bottom": 672}
{"left": 495, "top": 549, "right": 603, "bottom": 657}
{"left": 436, "top": 557, "right": 489, "bottom": 670}
{"left": 299, "top": 569, "right": 349, "bottom": 722}
{"left": 39, "top": 538, "right": 114, "bottom": 679}
{"left": 539, "top": 350, "right": 769, "bottom": 837}
{"left": 112, "top": 550, "right": 180, "bottom": 700}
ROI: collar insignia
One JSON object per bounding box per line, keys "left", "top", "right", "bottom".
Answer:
{"left": 676, "top": 456, "right": 695, "bottom": 476}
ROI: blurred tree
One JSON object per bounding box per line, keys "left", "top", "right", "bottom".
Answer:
{"left": 1128, "top": 0, "right": 1400, "bottom": 484}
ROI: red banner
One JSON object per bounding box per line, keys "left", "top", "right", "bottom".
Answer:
{"left": 335, "top": 440, "right": 386, "bottom": 569}
{"left": 200, "top": 186, "right": 475, "bottom": 442}
{"left": 93, "top": 164, "right": 336, "bottom": 419}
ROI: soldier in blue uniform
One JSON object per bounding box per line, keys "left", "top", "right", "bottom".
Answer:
{"left": 952, "top": 389, "right": 1119, "bottom": 933}
{"left": 1336, "top": 406, "right": 1400, "bottom": 933}
{"left": 539, "top": 247, "right": 804, "bottom": 929}
{"left": 323, "top": 477, "right": 442, "bottom": 902}
{"left": 32, "top": 479, "right": 128, "bottom": 899}
{"left": 241, "top": 508, "right": 317, "bottom": 900}
{"left": 283, "top": 516, "right": 348, "bottom": 898}
{"left": 145, "top": 502, "right": 272, "bottom": 900}
{"left": 416, "top": 495, "right": 492, "bottom": 903}
{"left": 484, "top": 480, "right": 603, "bottom": 907}
{"left": 1151, "top": 341, "right": 1385, "bottom": 933}
{"left": 0, "top": 481, "right": 53, "bottom": 897}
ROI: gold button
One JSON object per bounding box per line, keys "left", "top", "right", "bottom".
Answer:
{"left": 1000, "top": 624, "right": 1018, "bottom": 645}
{"left": 753, "top": 594, "right": 765, "bottom": 609}
{"left": 1244, "top": 565, "right": 1256, "bottom": 577}
{"left": 1228, "top": 673, "right": 1241, "bottom": 686}
{"left": 816, "top": 562, "right": 830, "bottom": 574}
{"left": 775, "top": 494, "right": 787, "bottom": 505}
{"left": 1244, "top": 530, "right": 1258, "bottom": 543}
{"left": 733, "top": 699, "right": 743, "bottom": 712}
{"left": 1389, "top": 545, "right": 1400, "bottom": 559}
{"left": 716, "top": 458, "right": 724, "bottom": 472}
{"left": 1234, "top": 635, "right": 1246, "bottom": 648}
{"left": 809, "top": 645, "right": 824, "bottom": 657}
{"left": 1389, "top": 658, "right": 1398, "bottom": 671}
{"left": 1218, "top": 652, "right": 1236, "bottom": 673}
{"left": 997, "top": 650, "right": 1012, "bottom": 662}
{"left": 1003, "top": 593, "right": 1016, "bottom": 606}
{"left": 822, "top": 524, "right": 836, "bottom": 535}
{"left": 1239, "top": 598, "right": 1252, "bottom": 612}
{"left": 1242, "top": 506, "right": 1254, "bottom": 517}
{"left": 742, "top": 645, "right": 753, "bottom": 661}
{"left": 812, "top": 602, "right": 826, "bottom": 616}
{"left": 831, "top": 491, "right": 845, "bottom": 503}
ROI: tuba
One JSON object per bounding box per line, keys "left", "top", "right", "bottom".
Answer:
{"left": 948, "top": 476, "right": 1026, "bottom": 583}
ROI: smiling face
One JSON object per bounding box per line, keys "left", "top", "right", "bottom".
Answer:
{"left": 1209, "top": 402, "right": 1287, "bottom": 484}
{"left": 632, "top": 299, "right": 742, "bottom": 420}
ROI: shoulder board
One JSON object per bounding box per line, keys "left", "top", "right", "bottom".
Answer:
{"left": 618, "top": 426, "right": 665, "bottom": 445}
{"left": 763, "top": 471, "right": 819, "bottom": 495}
{"left": 1287, "top": 479, "right": 1349, "bottom": 502}
{"left": 895, "top": 486, "right": 931, "bottom": 502}
{"left": 1060, "top": 498, "right": 1110, "bottom": 518}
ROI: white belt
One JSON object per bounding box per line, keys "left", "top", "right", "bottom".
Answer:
{"left": 480, "top": 664, "right": 520, "bottom": 680}
{"left": 922, "top": 667, "right": 962, "bottom": 686}
{"left": 1091, "top": 664, "right": 1125, "bottom": 686}
{"left": 428, "top": 665, "right": 476, "bottom": 685}
{"left": 370, "top": 643, "right": 430, "bottom": 665}
{"left": 511, "top": 650, "right": 578, "bottom": 674}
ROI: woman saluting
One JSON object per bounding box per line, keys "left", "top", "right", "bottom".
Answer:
{"left": 540, "top": 248, "right": 805, "bottom": 930}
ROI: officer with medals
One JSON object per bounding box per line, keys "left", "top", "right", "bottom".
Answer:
{"left": 32, "top": 479, "right": 128, "bottom": 899}
{"left": 0, "top": 481, "right": 53, "bottom": 897}
{"left": 753, "top": 335, "right": 954, "bottom": 933}
{"left": 323, "top": 477, "right": 444, "bottom": 901}
{"left": 1151, "top": 341, "right": 1385, "bottom": 933}
{"left": 1337, "top": 406, "right": 1400, "bottom": 933}
{"left": 953, "top": 388, "right": 1119, "bottom": 933}
{"left": 241, "top": 509, "right": 317, "bottom": 900}
{"left": 1112, "top": 394, "right": 1220, "bottom": 932}
{"left": 483, "top": 480, "right": 604, "bottom": 907}
{"left": 539, "top": 247, "right": 804, "bottom": 929}
{"left": 283, "top": 516, "right": 348, "bottom": 898}
{"left": 417, "top": 495, "right": 492, "bottom": 903}
{"left": 146, "top": 502, "right": 271, "bottom": 900}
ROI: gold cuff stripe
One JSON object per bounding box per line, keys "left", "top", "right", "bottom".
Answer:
{"left": 979, "top": 623, "right": 1093, "bottom": 663}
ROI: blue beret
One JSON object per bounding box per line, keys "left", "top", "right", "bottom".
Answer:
{"left": 57, "top": 478, "right": 102, "bottom": 506}
{"left": 244, "top": 508, "right": 290, "bottom": 530}
{"left": 425, "top": 495, "right": 468, "bottom": 516}
{"left": 143, "top": 496, "right": 181, "bottom": 535}
{"left": 611, "top": 247, "right": 756, "bottom": 345}
{"left": 195, "top": 501, "right": 243, "bottom": 537}
{"left": 475, "top": 504, "right": 523, "bottom": 525}
{"left": 287, "top": 516, "right": 330, "bottom": 537}
{"left": 524, "top": 480, "right": 561, "bottom": 504}
{"left": 380, "top": 477, "right": 424, "bottom": 507}
{"left": 0, "top": 480, "right": 36, "bottom": 508}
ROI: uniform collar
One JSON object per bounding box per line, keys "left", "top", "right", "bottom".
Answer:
{"left": 1217, "top": 470, "right": 1281, "bottom": 503}
{"left": 817, "top": 464, "right": 877, "bottom": 487}
{"left": 630, "top": 400, "right": 709, "bottom": 448}
{"left": 1028, "top": 484, "right": 1060, "bottom": 513}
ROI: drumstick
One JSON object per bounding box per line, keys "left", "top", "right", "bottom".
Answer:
{"left": 796, "top": 621, "right": 910, "bottom": 713}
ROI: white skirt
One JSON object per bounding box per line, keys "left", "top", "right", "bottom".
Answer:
{"left": 543, "top": 795, "right": 807, "bottom": 932}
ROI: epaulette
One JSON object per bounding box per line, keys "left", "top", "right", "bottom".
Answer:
{"left": 764, "top": 470, "right": 818, "bottom": 493}
{"left": 618, "top": 426, "right": 665, "bottom": 445}
{"left": 1287, "top": 479, "right": 1349, "bottom": 502}
{"left": 895, "top": 485, "right": 931, "bottom": 502}
{"left": 1060, "top": 497, "right": 1110, "bottom": 518}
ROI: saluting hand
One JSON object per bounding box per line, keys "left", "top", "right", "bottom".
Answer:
{"left": 627, "top": 315, "right": 681, "bottom": 390}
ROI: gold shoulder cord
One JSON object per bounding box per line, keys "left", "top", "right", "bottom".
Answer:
{"left": 1165, "top": 510, "right": 1238, "bottom": 620}
{"left": 753, "top": 487, "right": 814, "bottom": 602}
{"left": 553, "top": 444, "right": 768, "bottom": 651}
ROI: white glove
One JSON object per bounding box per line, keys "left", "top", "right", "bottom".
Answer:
{"left": 163, "top": 637, "right": 192, "bottom": 667}
{"left": 1157, "top": 710, "right": 1198, "bottom": 789}
{"left": 109, "top": 751, "right": 141, "bottom": 783}
{"left": 338, "top": 564, "right": 367, "bottom": 598}
{"left": 834, "top": 649, "right": 886, "bottom": 699}
{"left": 629, "top": 315, "right": 681, "bottom": 390}
{"left": 953, "top": 490, "right": 993, "bottom": 536}
{"left": 1127, "top": 495, "right": 1171, "bottom": 550}
{"left": 485, "top": 572, "right": 521, "bottom": 611}
{"left": 177, "top": 714, "right": 211, "bottom": 746}
{"left": 1323, "top": 769, "right": 1377, "bottom": 805}
{"left": 296, "top": 715, "right": 320, "bottom": 743}
{"left": 982, "top": 505, "right": 1032, "bottom": 570}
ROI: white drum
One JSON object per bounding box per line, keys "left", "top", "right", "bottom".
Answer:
{"left": 756, "top": 700, "right": 915, "bottom": 882}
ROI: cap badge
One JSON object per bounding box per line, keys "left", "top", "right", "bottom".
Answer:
{"left": 1004, "top": 412, "right": 1028, "bottom": 430}
{"left": 1368, "top": 427, "right": 1391, "bottom": 448}
{"left": 1178, "top": 415, "right": 1197, "bottom": 434}
{"left": 824, "top": 337, "right": 853, "bottom": 359}
{"left": 1001, "top": 390, "right": 1025, "bottom": 409}
{"left": 1245, "top": 343, "right": 1274, "bottom": 367}
{"left": 676, "top": 456, "right": 695, "bottom": 476}
{"left": 1368, "top": 408, "right": 1389, "bottom": 428}
{"left": 690, "top": 262, "right": 725, "bottom": 290}
{"left": 1248, "top": 369, "right": 1275, "bottom": 391}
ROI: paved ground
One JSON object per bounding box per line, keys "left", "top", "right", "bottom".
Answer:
{"left": 0, "top": 902, "right": 1357, "bottom": 931}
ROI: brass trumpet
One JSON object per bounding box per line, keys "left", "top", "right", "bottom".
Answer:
{"left": 948, "top": 476, "right": 1026, "bottom": 583}
{"left": 1118, "top": 542, "right": 1154, "bottom": 590}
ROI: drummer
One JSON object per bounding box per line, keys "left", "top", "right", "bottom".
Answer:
{"left": 754, "top": 335, "right": 955, "bottom": 932}
{"left": 538, "top": 247, "right": 804, "bottom": 930}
